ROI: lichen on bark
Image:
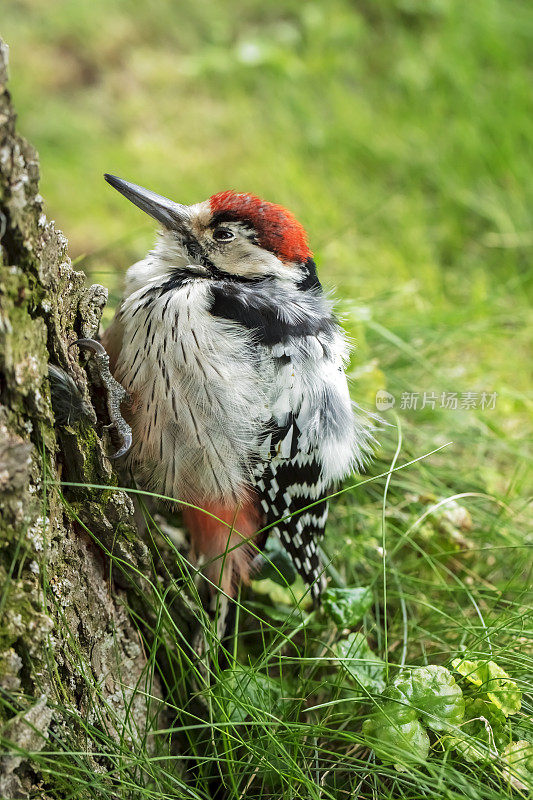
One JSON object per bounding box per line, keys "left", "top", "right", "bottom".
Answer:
{"left": 0, "top": 37, "right": 168, "bottom": 799}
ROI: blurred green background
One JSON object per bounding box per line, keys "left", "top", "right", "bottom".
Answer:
{"left": 2, "top": 0, "right": 531, "bottom": 484}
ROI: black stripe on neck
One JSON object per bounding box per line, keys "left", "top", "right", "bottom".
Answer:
{"left": 208, "top": 279, "right": 334, "bottom": 345}
{"left": 297, "top": 257, "right": 322, "bottom": 292}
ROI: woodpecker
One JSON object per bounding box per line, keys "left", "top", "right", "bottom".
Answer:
{"left": 84, "top": 175, "right": 374, "bottom": 605}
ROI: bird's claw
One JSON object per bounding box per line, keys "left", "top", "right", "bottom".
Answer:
{"left": 109, "top": 432, "right": 133, "bottom": 460}
{"left": 70, "top": 338, "right": 107, "bottom": 357}
{"left": 71, "top": 338, "right": 133, "bottom": 458}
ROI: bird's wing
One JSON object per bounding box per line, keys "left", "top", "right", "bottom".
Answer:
{"left": 250, "top": 333, "right": 358, "bottom": 601}
{"left": 252, "top": 441, "right": 329, "bottom": 602}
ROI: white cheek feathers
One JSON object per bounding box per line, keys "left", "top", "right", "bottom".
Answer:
{"left": 213, "top": 238, "right": 296, "bottom": 281}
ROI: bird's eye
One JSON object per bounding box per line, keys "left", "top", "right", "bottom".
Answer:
{"left": 212, "top": 227, "right": 235, "bottom": 242}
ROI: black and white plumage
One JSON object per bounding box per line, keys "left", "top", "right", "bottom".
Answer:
{"left": 98, "top": 176, "right": 375, "bottom": 603}
{"left": 252, "top": 453, "right": 329, "bottom": 600}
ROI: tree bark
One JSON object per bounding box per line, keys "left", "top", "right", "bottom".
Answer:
{"left": 0, "top": 38, "right": 175, "bottom": 799}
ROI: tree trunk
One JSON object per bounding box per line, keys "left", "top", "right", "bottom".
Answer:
{"left": 0, "top": 38, "right": 181, "bottom": 799}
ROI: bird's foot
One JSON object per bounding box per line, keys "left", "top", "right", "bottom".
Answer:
{"left": 71, "top": 338, "right": 132, "bottom": 459}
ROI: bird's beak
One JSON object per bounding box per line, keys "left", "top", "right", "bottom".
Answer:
{"left": 104, "top": 174, "right": 190, "bottom": 229}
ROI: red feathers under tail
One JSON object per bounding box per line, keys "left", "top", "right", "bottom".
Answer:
{"left": 182, "top": 498, "right": 262, "bottom": 600}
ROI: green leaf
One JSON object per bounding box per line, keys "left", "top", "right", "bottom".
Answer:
{"left": 322, "top": 586, "right": 373, "bottom": 627}
{"left": 362, "top": 665, "right": 465, "bottom": 770}
{"left": 448, "top": 733, "right": 494, "bottom": 765}
{"left": 335, "top": 632, "right": 386, "bottom": 693}
{"left": 452, "top": 658, "right": 521, "bottom": 716}
{"left": 501, "top": 741, "right": 533, "bottom": 793}
{"left": 214, "top": 666, "right": 282, "bottom": 724}
{"left": 466, "top": 698, "right": 507, "bottom": 748}
{"left": 392, "top": 666, "right": 465, "bottom": 732}
{"left": 362, "top": 707, "right": 430, "bottom": 771}
{"left": 380, "top": 684, "right": 421, "bottom": 723}
{"left": 446, "top": 698, "right": 506, "bottom": 764}
{"left": 253, "top": 537, "right": 297, "bottom": 586}
{"left": 250, "top": 577, "right": 311, "bottom": 613}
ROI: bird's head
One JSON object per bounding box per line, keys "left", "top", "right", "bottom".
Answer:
{"left": 105, "top": 174, "right": 316, "bottom": 287}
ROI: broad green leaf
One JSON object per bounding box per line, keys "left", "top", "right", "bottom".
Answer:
{"left": 214, "top": 666, "right": 282, "bottom": 723}
{"left": 484, "top": 663, "right": 522, "bottom": 716}
{"left": 322, "top": 586, "right": 373, "bottom": 627}
{"left": 362, "top": 664, "right": 470, "bottom": 770}
{"left": 446, "top": 699, "right": 506, "bottom": 764}
{"left": 253, "top": 537, "right": 296, "bottom": 586}
{"left": 363, "top": 665, "right": 465, "bottom": 770}
{"left": 362, "top": 707, "right": 429, "bottom": 771}
{"left": 465, "top": 698, "right": 508, "bottom": 749}
{"left": 380, "top": 684, "right": 421, "bottom": 724}
{"left": 392, "top": 666, "right": 465, "bottom": 732}
{"left": 452, "top": 658, "right": 521, "bottom": 716}
{"left": 448, "top": 733, "right": 493, "bottom": 765}
{"left": 501, "top": 741, "right": 533, "bottom": 793}
{"left": 335, "top": 632, "right": 386, "bottom": 693}
{"left": 452, "top": 658, "right": 485, "bottom": 688}
{"left": 250, "top": 575, "right": 311, "bottom": 611}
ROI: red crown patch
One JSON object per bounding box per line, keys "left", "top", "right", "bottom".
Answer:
{"left": 209, "top": 191, "right": 312, "bottom": 264}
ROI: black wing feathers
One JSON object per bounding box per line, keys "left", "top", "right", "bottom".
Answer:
{"left": 252, "top": 424, "right": 329, "bottom": 602}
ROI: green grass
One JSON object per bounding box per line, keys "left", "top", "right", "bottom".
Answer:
{"left": 1, "top": 0, "right": 532, "bottom": 797}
